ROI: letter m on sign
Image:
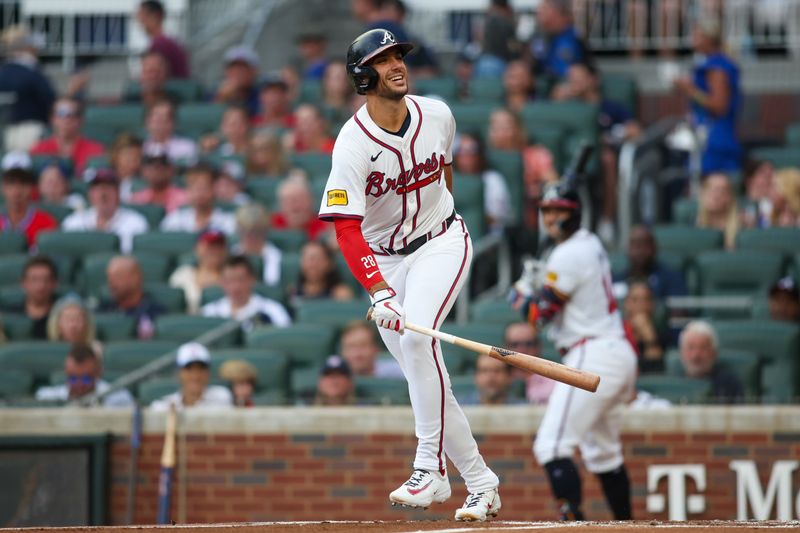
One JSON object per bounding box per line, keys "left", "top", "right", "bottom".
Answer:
{"left": 730, "top": 460, "right": 799, "bottom": 520}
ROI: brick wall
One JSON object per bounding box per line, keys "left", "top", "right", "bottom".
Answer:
{"left": 107, "top": 428, "right": 800, "bottom": 524}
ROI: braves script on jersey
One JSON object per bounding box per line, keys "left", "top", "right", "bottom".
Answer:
{"left": 319, "top": 95, "right": 455, "bottom": 248}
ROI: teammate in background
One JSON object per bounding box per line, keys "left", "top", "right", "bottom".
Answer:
{"left": 318, "top": 29, "right": 500, "bottom": 521}
{"left": 515, "top": 181, "right": 637, "bottom": 521}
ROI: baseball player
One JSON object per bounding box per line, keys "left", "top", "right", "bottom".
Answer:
{"left": 516, "top": 182, "right": 637, "bottom": 520}
{"left": 318, "top": 29, "right": 500, "bottom": 522}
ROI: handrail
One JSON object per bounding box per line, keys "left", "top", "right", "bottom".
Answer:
{"left": 455, "top": 232, "right": 512, "bottom": 324}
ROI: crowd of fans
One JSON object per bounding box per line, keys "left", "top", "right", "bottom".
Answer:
{"left": 0, "top": 0, "right": 797, "bottom": 409}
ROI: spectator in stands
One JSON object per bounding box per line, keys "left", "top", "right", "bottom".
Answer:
{"left": 219, "top": 359, "right": 258, "bottom": 407}
{"left": 271, "top": 173, "right": 328, "bottom": 240}
{"left": 461, "top": 354, "right": 523, "bottom": 406}
{"left": 338, "top": 320, "right": 402, "bottom": 378}
{"left": 246, "top": 132, "right": 290, "bottom": 178}
{"left": 99, "top": 255, "right": 165, "bottom": 340}
{"left": 47, "top": 297, "right": 102, "bottom": 356}
{"left": 1, "top": 256, "right": 59, "bottom": 340}
{"left": 454, "top": 132, "right": 512, "bottom": 234}
{"left": 697, "top": 172, "right": 739, "bottom": 249}
{"left": 503, "top": 322, "right": 554, "bottom": 405}
{"left": 475, "top": 0, "right": 522, "bottom": 78}
{"left": 214, "top": 160, "right": 250, "bottom": 207}
{"left": 768, "top": 277, "right": 800, "bottom": 324}
{"left": 0, "top": 25, "right": 55, "bottom": 151}
{"left": 0, "top": 167, "right": 57, "bottom": 249}
{"left": 529, "top": 0, "right": 590, "bottom": 88}
{"left": 314, "top": 355, "right": 355, "bottom": 406}
{"left": 297, "top": 32, "right": 329, "bottom": 81}
{"left": 615, "top": 225, "right": 688, "bottom": 302}
{"left": 487, "top": 108, "right": 526, "bottom": 151}
{"left": 201, "top": 255, "right": 291, "bottom": 327}
{"left": 200, "top": 105, "right": 252, "bottom": 157}
{"left": 679, "top": 320, "right": 744, "bottom": 404}
{"left": 36, "top": 343, "right": 134, "bottom": 407}
{"left": 143, "top": 99, "right": 198, "bottom": 165}
{"left": 320, "top": 61, "right": 356, "bottom": 128}
{"left": 253, "top": 76, "right": 296, "bottom": 130}
{"left": 150, "top": 342, "right": 233, "bottom": 411}
{"left": 289, "top": 241, "right": 354, "bottom": 303}
{"left": 136, "top": 0, "right": 189, "bottom": 78}
{"left": 673, "top": 20, "right": 742, "bottom": 175}
{"left": 109, "top": 133, "right": 144, "bottom": 203}
{"left": 232, "top": 204, "right": 282, "bottom": 287}
{"left": 38, "top": 163, "right": 85, "bottom": 212}
{"left": 169, "top": 230, "right": 228, "bottom": 315}
{"left": 771, "top": 168, "right": 800, "bottom": 227}
{"left": 740, "top": 159, "right": 775, "bottom": 229}
{"left": 215, "top": 46, "right": 260, "bottom": 117}
{"left": 623, "top": 279, "right": 666, "bottom": 373}
{"left": 127, "top": 50, "right": 175, "bottom": 107}
{"left": 129, "top": 150, "right": 187, "bottom": 213}
{"left": 29, "top": 97, "right": 105, "bottom": 176}
{"left": 503, "top": 59, "right": 538, "bottom": 113}
{"left": 283, "top": 104, "right": 335, "bottom": 154}
{"left": 160, "top": 163, "right": 236, "bottom": 234}
{"left": 62, "top": 169, "right": 149, "bottom": 253}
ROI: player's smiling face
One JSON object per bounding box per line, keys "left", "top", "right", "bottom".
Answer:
{"left": 369, "top": 48, "right": 408, "bottom": 99}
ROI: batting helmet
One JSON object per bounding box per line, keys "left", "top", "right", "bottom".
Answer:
{"left": 540, "top": 182, "right": 581, "bottom": 234}
{"left": 346, "top": 29, "right": 413, "bottom": 95}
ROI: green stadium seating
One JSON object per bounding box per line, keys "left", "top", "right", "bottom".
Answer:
{"left": 138, "top": 377, "right": 179, "bottom": 404}
{"left": 251, "top": 390, "right": 288, "bottom": 406}
{"left": 439, "top": 322, "right": 505, "bottom": 372}
{"left": 468, "top": 78, "right": 505, "bottom": 102}
{"left": 751, "top": 146, "right": 800, "bottom": 168}
{"left": 637, "top": 375, "right": 711, "bottom": 404}
{"left": 794, "top": 252, "right": 800, "bottom": 280}
{"left": 298, "top": 81, "right": 322, "bottom": 104}
{"left": 295, "top": 299, "right": 368, "bottom": 328}
{"left": 415, "top": 76, "right": 458, "bottom": 100}
{"left": 37, "top": 231, "right": 120, "bottom": 261}
{"left": 0, "top": 369, "right": 34, "bottom": 400}
{"left": 520, "top": 101, "right": 599, "bottom": 170}
{"left": 458, "top": 207, "right": 485, "bottom": 238}
{"left": 79, "top": 251, "right": 173, "bottom": 296}
{"left": 355, "top": 376, "right": 410, "bottom": 405}
{"left": 653, "top": 225, "right": 724, "bottom": 256}
{"left": 133, "top": 232, "right": 198, "bottom": 259}
{"left": 470, "top": 297, "right": 521, "bottom": 326}
{"left": 736, "top": 227, "right": 800, "bottom": 257}
{"left": 2, "top": 313, "right": 35, "bottom": 341}
{"left": 177, "top": 103, "right": 226, "bottom": 137}
{"left": 209, "top": 348, "right": 291, "bottom": 396}
{"left": 81, "top": 124, "right": 120, "bottom": 146}
{"left": 450, "top": 374, "right": 476, "bottom": 401}
{"left": 246, "top": 324, "right": 337, "bottom": 369}
{"left": 452, "top": 173, "right": 484, "bottom": 214}
{"left": 0, "top": 254, "right": 29, "bottom": 286}
{"left": 94, "top": 313, "right": 137, "bottom": 342}
{"left": 123, "top": 203, "right": 165, "bottom": 228}
{"left": 601, "top": 73, "right": 638, "bottom": 112}
{"left": 664, "top": 348, "right": 761, "bottom": 400}
{"left": 528, "top": 126, "right": 568, "bottom": 171}
{"left": 155, "top": 315, "right": 240, "bottom": 347}
{"left": 607, "top": 251, "right": 629, "bottom": 278}
{"left": 450, "top": 102, "right": 499, "bottom": 135}
{"left": 671, "top": 198, "right": 698, "bottom": 225}
{"left": 126, "top": 78, "right": 204, "bottom": 103}
{"left": 0, "top": 233, "right": 27, "bottom": 255}
{"left": 200, "top": 282, "right": 284, "bottom": 308}
{"left": 103, "top": 340, "right": 180, "bottom": 374}
{"left": 280, "top": 252, "right": 301, "bottom": 293}
{"left": 695, "top": 250, "right": 784, "bottom": 297}
{"left": 0, "top": 342, "right": 70, "bottom": 386}
{"left": 270, "top": 229, "right": 308, "bottom": 253}
{"left": 291, "top": 367, "right": 318, "bottom": 401}
{"left": 37, "top": 203, "right": 73, "bottom": 223}
{"left": 246, "top": 179, "right": 281, "bottom": 209}
{"left": 290, "top": 153, "right": 332, "bottom": 179}
{"left": 486, "top": 149, "right": 523, "bottom": 221}
{"left": 84, "top": 104, "right": 144, "bottom": 135}
{"left": 786, "top": 122, "right": 800, "bottom": 146}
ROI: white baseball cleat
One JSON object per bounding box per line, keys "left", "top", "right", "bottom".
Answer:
{"left": 454, "top": 488, "right": 501, "bottom": 521}
{"left": 389, "top": 469, "right": 451, "bottom": 509}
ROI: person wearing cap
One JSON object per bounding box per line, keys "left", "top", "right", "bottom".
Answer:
{"left": 232, "top": 204, "right": 282, "bottom": 287}
{"left": 673, "top": 19, "right": 742, "bottom": 175}
{"left": 219, "top": 359, "right": 258, "bottom": 407}
{"left": 159, "top": 163, "right": 236, "bottom": 235}
{"left": 0, "top": 25, "right": 56, "bottom": 152}
{"left": 100, "top": 256, "right": 165, "bottom": 339}
{"left": 150, "top": 342, "right": 233, "bottom": 411}
{"left": 29, "top": 97, "right": 105, "bottom": 176}
{"left": 201, "top": 255, "right": 291, "bottom": 327}
{"left": 143, "top": 98, "right": 198, "bottom": 165}
{"left": 215, "top": 159, "right": 251, "bottom": 207}
{"left": 314, "top": 355, "right": 356, "bottom": 406}
{"left": 36, "top": 342, "right": 134, "bottom": 407}
{"left": 136, "top": 0, "right": 189, "bottom": 78}
{"left": 769, "top": 277, "right": 800, "bottom": 324}
{"left": 61, "top": 168, "right": 149, "bottom": 253}
{"left": 253, "top": 75, "right": 296, "bottom": 130}
{"left": 129, "top": 149, "right": 187, "bottom": 213}
{"left": 200, "top": 104, "right": 252, "bottom": 157}
{"left": 215, "top": 46, "right": 260, "bottom": 117}
{"left": 0, "top": 167, "right": 57, "bottom": 249}
{"left": 169, "top": 229, "right": 228, "bottom": 315}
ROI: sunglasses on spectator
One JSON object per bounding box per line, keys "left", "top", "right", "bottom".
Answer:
{"left": 55, "top": 106, "right": 79, "bottom": 118}
{"left": 67, "top": 374, "right": 95, "bottom": 385}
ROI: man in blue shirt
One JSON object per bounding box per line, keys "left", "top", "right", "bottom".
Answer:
{"left": 529, "top": 0, "right": 591, "bottom": 89}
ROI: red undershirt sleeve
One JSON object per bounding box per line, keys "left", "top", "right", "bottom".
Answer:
{"left": 333, "top": 217, "right": 386, "bottom": 291}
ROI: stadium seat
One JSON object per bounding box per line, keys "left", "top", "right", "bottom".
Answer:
{"left": 103, "top": 340, "right": 181, "bottom": 374}
{"left": 601, "top": 73, "right": 638, "bottom": 112}
{"left": 486, "top": 149, "right": 523, "bottom": 220}
{"left": 298, "top": 80, "right": 322, "bottom": 104}
{"left": 415, "top": 76, "right": 458, "bottom": 100}
{"left": 671, "top": 198, "right": 698, "bottom": 225}
{"left": 452, "top": 173, "right": 484, "bottom": 214}
{"left": 246, "top": 179, "right": 281, "bottom": 209}
{"left": 84, "top": 104, "right": 144, "bottom": 135}
{"left": 37, "top": 231, "right": 120, "bottom": 260}
{"left": 439, "top": 322, "right": 505, "bottom": 372}
{"left": 246, "top": 324, "right": 337, "bottom": 369}
{"left": 470, "top": 297, "right": 521, "bottom": 327}
{"left": 653, "top": 225, "right": 724, "bottom": 256}
{"left": 695, "top": 250, "right": 784, "bottom": 297}
{"left": 133, "top": 232, "right": 198, "bottom": 259}
{"left": 0, "top": 254, "right": 28, "bottom": 286}
{"left": 290, "top": 153, "right": 332, "bottom": 179}
{"left": 37, "top": 203, "right": 73, "bottom": 223}
{"left": 270, "top": 229, "right": 308, "bottom": 253}
{"left": 0, "top": 233, "right": 27, "bottom": 255}
{"left": 664, "top": 348, "right": 761, "bottom": 399}
{"left": 251, "top": 390, "right": 289, "bottom": 406}
{"left": 155, "top": 315, "right": 241, "bottom": 347}
{"left": 750, "top": 146, "right": 800, "bottom": 169}
{"left": 636, "top": 375, "right": 710, "bottom": 404}
{"left": 295, "top": 299, "right": 368, "bottom": 328}
{"left": 607, "top": 251, "right": 629, "bottom": 279}
{"left": 786, "top": 122, "right": 800, "bottom": 146}
{"left": 468, "top": 78, "right": 505, "bottom": 102}
{"left": 458, "top": 207, "right": 485, "bottom": 238}
{"left": 291, "top": 367, "right": 318, "bottom": 402}
{"left": 450, "top": 102, "right": 499, "bottom": 135}
{"left": 143, "top": 283, "right": 186, "bottom": 313}
{"left": 2, "top": 313, "right": 35, "bottom": 341}
{"left": 450, "top": 374, "right": 477, "bottom": 401}
{"left": 177, "top": 103, "right": 226, "bottom": 137}
{"left": 528, "top": 126, "right": 568, "bottom": 171}
{"left": 355, "top": 376, "right": 410, "bottom": 405}
{"left": 209, "top": 348, "right": 291, "bottom": 396}
{"left": 94, "top": 313, "right": 137, "bottom": 342}
{"left": 138, "top": 377, "right": 179, "bottom": 404}
{"left": 0, "top": 369, "right": 34, "bottom": 400}
{"left": 123, "top": 203, "right": 165, "bottom": 228}
{"left": 280, "top": 252, "right": 301, "bottom": 293}
{"left": 520, "top": 101, "right": 599, "bottom": 161}
{"left": 0, "top": 342, "right": 71, "bottom": 386}
{"left": 736, "top": 227, "right": 800, "bottom": 257}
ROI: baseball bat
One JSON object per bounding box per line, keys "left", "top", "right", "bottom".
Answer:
{"left": 156, "top": 404, "right": 177, "bottom": 525}
{"left": 406, "top": 321, "right": 600, "bottom": 393}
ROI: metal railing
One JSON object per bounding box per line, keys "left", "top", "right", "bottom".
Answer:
{"left": 455, "top": 232, "right": 513, "bottom": 324}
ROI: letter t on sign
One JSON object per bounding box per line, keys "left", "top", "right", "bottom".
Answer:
{"left": 647, "top": 464, "right": 706, "bottom": 520}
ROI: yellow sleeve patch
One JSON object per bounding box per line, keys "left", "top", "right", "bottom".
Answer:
{"left": 546, "top": 271, "right": 558, "bottom": 283}
{"left": 327, "top": 189, "right": 349, "bottom": 207}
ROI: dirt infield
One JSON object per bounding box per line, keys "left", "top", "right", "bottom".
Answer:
{"left": 4, "top": 521, "right": 800, "bottom": 533}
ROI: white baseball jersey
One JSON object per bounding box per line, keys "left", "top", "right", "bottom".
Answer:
{"left": 544, "top": 228, "right": 625, "bottom": 349}
{"left": 318, "top": 95, "right": 455, "bottom": 251}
